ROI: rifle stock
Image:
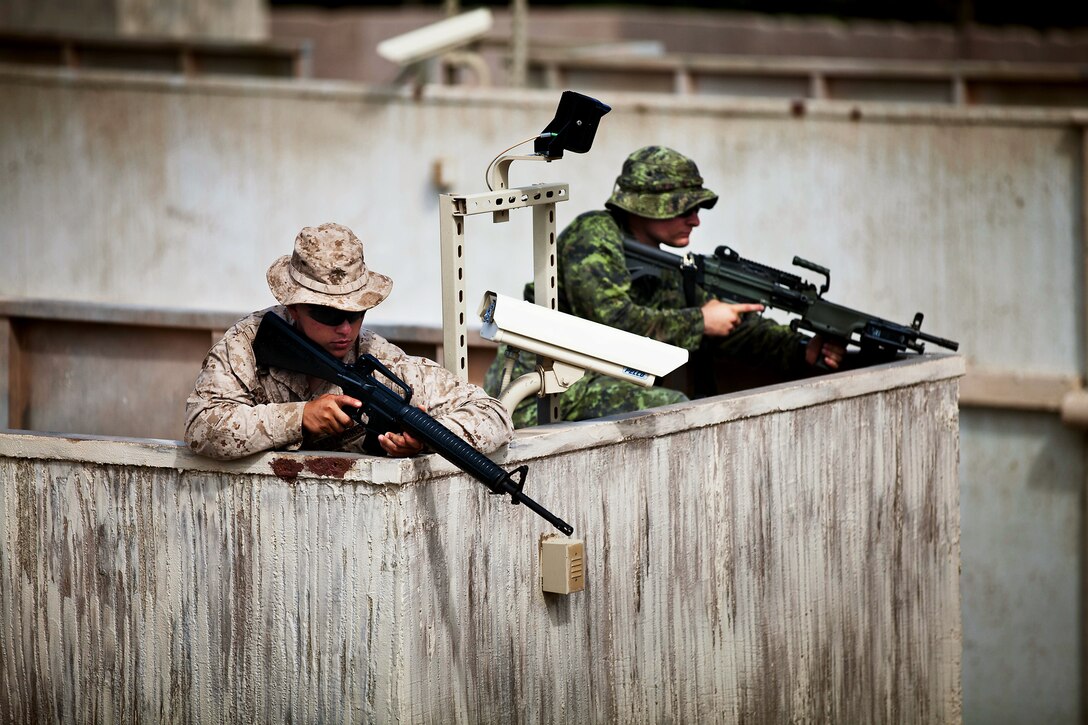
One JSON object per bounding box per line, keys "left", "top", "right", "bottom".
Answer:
{"left": 253, "top": 312, "right": 574, "bottom": 536}
{"left": 623, "top": 240, "right": 958, "bottom": 360}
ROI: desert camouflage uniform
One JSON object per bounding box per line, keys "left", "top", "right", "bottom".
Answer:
{"left": 484, "top": 147, "right": 808, "bottom": 428}
{"left": 186, "top": 306, "right": 513, "bottom": 460}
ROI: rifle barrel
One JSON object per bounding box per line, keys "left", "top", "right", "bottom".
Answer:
{"left": 398, "top": 406, "right": 574, "bottom": 535}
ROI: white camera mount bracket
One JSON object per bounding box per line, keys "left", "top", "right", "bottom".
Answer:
{"left": 439, "top": 92, "right": 611, "bottom": 425}
{"left": 438, "top": 159, "right": 567, "bottom": 424}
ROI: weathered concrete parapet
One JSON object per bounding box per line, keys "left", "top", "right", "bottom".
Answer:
{"left": 0, "top": 355, "right": 964, "bottom": 723}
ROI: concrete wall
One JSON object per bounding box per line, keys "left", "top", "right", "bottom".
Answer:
{"left": 0, "top": 65, "right": 1083, "bottom": 722}
{"left": 959, "top": 411, "right": 1085, "bottom": 723}
{"left": 269, "top": 7, "right": 1088, "bottom": 87}
{"left": 0, "top": 0, "right": 266, "bottom": 41}
{"left": 0, "top": 64, "right": 1078, "bottom": 360}
{"left": 0, "top": 355, "right": 963, "bottom": 723}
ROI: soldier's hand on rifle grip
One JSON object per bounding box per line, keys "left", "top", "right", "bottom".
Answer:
{"left": 378, "top": 406, "right": 427, "bottom": 458}
{"left": 805, "top": 335, "right": 846, "bottom": 370}
{"left": 701, "top": 300, "right": 765, "bottom": 336}
{"left": 302, "top": 394, "right": 363, "bottom": 437}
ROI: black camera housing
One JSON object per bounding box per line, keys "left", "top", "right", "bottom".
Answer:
{"left": 534, "top": 91, "right": 611, "bottom": 159}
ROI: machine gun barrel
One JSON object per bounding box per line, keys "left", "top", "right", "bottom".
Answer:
{"left": 622, "top": 240, "right": 958, "bottom": 360}
{"left": 253, "top": 312, "right": 574, "bottom": 536}
{"left": 799, "top": 299, "right": 959, "bottom": 356}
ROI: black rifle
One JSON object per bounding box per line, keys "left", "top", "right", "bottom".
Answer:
{"left": 623, "top": 241, "right": 959, "bottom": 361}
{"left": 253, "top": 312, "right": 573, "bottom": 536}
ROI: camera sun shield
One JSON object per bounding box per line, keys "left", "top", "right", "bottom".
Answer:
{"left": 534, "top": 91, "right": 612, "bottom": 159}
{"left": 478, "top": 291, "right": 688, "bottom": 386}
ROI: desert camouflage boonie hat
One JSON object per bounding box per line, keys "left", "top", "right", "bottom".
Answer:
{"left": 605, "top": 146, "right": 719, "bottom": 220}
{"left": 266, "top": 223, "right": 393, "bottom": 312}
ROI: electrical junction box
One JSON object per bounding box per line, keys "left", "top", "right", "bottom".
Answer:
{"left": 540, "top": 537, "right": 585, "bottom": 595}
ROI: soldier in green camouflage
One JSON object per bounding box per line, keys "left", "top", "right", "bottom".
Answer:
{"left": 484, "top": 146, "right": 844, "bottom": 427}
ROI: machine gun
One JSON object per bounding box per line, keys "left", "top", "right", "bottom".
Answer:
{"left": 252, "top": 312, "right": 573, "bottom": 536}
{"left": 623, "top": 241, "right": 959, "bottom": 361}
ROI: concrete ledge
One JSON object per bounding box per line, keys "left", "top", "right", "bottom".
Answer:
{"left": 2, "top": 62, "right": 1086, "bottom": 127}
{"left": 0, "top": 297, "right": 493, "bottom": 346}
{"left": 512, "top": 352, "right": 964, "bottom": 459}
{"left": 0, "top": 353, "right": 964, "bottom": 483}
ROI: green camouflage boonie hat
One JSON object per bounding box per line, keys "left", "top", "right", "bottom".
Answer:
{"left": 605, "top": 146, "right": 718, "bottom": 220}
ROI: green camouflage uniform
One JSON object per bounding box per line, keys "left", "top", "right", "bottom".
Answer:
{"left": 484, "top": 147, "right": 809, "bottom": 427}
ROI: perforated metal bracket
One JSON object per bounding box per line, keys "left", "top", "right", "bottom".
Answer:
{"left": 438, "top": 180, "right": 568, "bottom": 424}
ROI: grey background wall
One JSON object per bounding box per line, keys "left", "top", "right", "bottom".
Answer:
{"left": 2, "top": 66, "right": 1079, "bottom": 358}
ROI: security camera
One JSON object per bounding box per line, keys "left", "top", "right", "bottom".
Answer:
{"left": 377, "top": 8, "right": 493, "bottom": 66}
{"left": 479, "top": 292, "right": 688, "bottom": 411}
{"left": 484, "top": 91, "right": 610, "bottom": 191}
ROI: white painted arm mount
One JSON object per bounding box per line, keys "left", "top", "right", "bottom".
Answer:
{"left": 478, "top": 292, "right": 689, "bottom": 413}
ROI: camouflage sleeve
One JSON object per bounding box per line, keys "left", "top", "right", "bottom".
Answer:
{"left": 369, "top": 337, "right": 515, "bottom": 454}
{"left": 184, "top": 326, "right": 307, "bottom": 460}
{"left": 559, "top": 212, "right": 706, "bottom": 351}
{"left": 712, "top": 312, "right": 808, "bottom": 372}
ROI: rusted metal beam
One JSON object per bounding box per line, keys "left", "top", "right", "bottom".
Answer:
{"left": 525, "top": 49, "right": 1088, "bottom": 83}
{"left": 0, "top": 318, "right": 9, "bottom": 428}
{"left": 1079, "top": 124, "right": 1088, "bottom": 725}
{"left": 521, "top": 50, "right": 1088, "bottom": 107}
{"left": 0, "top": 317, "right": 27, "bottom": 430}
{"left": 0, "top": 30, "right": 305, "bottom": 78}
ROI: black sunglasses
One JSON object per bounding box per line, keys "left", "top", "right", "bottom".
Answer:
{"left": 303, "top": 305, "right": 365, "bottom": 327}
